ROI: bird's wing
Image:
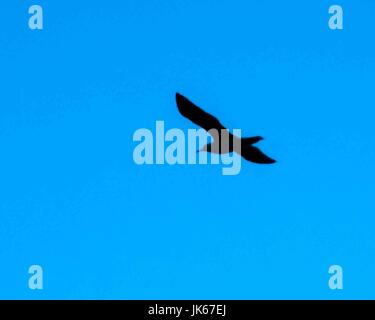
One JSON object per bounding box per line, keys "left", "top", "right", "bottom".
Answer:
{"left": 176, "top": 93, "right": 225, "bottom": 132}
{"left": 241, "top": 146, "right": 276, "bottom": 164}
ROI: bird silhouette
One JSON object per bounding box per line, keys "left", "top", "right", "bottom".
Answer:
{"left": 176, "top": 93, "right": 276, "bottom": 164}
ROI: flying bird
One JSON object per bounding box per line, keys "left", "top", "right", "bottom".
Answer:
{"left": 175, "top": 93, "right": 276, "bottom": 164}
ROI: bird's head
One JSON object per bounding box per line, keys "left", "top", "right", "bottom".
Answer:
{"left": 253, "top": 136, "right": 264, "bottom": 143}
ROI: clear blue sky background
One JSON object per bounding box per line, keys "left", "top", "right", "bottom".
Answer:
{"left": 1, "top": 0, "right": 374, "bottom": 299}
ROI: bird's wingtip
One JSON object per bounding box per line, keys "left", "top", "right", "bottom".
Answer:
{"left": 176, "top": 92, "right": 187, "bottom": 106}
{"left": 175, "top": 92, "right": 182, "bottom": 102}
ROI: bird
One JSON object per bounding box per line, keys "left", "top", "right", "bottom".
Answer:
{"left": 175, "top": 93, "right": 276, "bottom": 164}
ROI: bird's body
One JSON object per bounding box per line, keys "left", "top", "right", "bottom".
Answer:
{"left": 175, "top": 93, "right": 276, "bottom": 165}
{"left": 201, "top": 129, "right": 234, "bottom": 154}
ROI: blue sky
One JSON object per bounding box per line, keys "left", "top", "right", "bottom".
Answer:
{"left": 1, "top": 0, "right": 375, "bottom": 299}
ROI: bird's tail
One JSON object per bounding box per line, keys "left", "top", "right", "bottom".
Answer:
{"left": 241, "top": 136, "right": 263, "bottom": 145}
